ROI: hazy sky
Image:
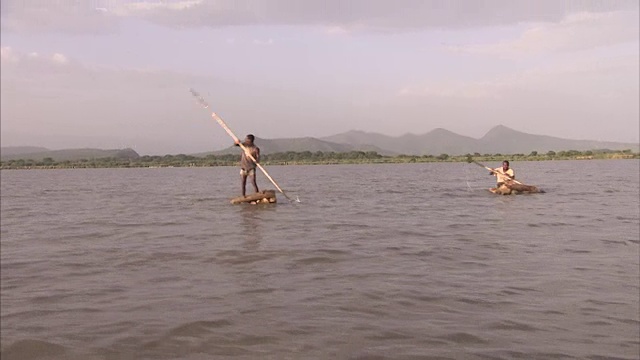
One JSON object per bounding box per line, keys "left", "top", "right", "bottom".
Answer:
{"left": 1, "top": 0, "right": 638, "bottom": 155}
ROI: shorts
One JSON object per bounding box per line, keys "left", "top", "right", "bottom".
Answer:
{"left": 240, "top": 168, "right": 256, "bottom": 176}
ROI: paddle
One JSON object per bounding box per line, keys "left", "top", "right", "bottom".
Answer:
{"left": 189, "top": 89, "right": 299, "bottom": 203}
{"left": 467, "top": 159, "right": 524, "bottom": 185}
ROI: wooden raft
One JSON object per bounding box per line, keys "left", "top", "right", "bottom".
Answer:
{"left": 230, "top": 190, "right": 277, "bottom": 204}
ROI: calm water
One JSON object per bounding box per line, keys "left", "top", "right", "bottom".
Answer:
{"left": 1, "top": 160, "right": 639, "bottom": 360}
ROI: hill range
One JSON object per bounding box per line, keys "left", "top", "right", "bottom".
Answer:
{"left": 203, "top": 125, "right": 639, "bottom": 157}
{"left": 2, "top": 125, "right": 638, "bottom": 161}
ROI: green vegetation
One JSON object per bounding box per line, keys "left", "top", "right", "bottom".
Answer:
{"left": 1, "top": 149, "right": 637, "bottom": 170}
{"left": 0, "top": 148, "right": 139, "bottom": 163}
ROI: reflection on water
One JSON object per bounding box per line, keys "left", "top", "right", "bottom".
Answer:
{"left": 238, "top": 205, "right": 268, "bottom": 251}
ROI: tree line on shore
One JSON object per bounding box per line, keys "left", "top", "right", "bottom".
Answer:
{"left": 1, "top": 149, "right": 637, "bottom": 169}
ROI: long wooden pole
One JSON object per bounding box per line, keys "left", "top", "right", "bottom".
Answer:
{"left": 190, "top": 89, "right": 297, "bottom": 202}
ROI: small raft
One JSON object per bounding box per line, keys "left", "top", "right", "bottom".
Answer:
{"left": 490, "top": 181, "right": 544, "bottom": 195}
{"left": 230, "top": 190, "right": 277, "bottom": 204}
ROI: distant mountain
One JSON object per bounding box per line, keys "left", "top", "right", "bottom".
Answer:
{"left": 195, "top": 136, "right": 392, "bottom": 156}
{"left": 323, "top": 125, "right": 639, "bottom": 155}
{"left": 319, "top": 130, "right": 401, "bottom": 154}
{"left": 3, "top": 126, "right": 637, "bottom": 159}
{"left": 398, "top": 128, "right": 480, "bottom": 155}
{"left": 477, "top": 125, "right": 639, "bottom": 154}
{"left": 1, "top": 146, "right": 50, "bottom": 156}
{"left": 0, "top": 147, "right": 140, "bottom": 161}
{"left": 321, "top": 128, "right": 482, "bottom": 155}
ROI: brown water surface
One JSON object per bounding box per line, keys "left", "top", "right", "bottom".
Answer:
{"left": 1, "top": 160, "right": 638, "bottom": 359}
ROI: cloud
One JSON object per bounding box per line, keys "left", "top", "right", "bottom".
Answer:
{"left": 122, "top": 0, "right": 203, "bottom": 13}
{"left": 398, "top": 54, "right": 639, "bottom": 102}
{"left": 1, "top": 47, "right": 71, "bottom": 67}
{"left": 51, "top": 53, "right": 69, "bottom": 65}
{"left": 146, "top": 0, "right": 640, "bottom": 31}
{"left": 2, "top": 0, "right": 638, "bottom": 33}
{"left": 1, "top": 1, "right": 121, "bottom": 33}
{"left": 325, "top": 26, "right": 349, "bottom": 35}
{"left": 252, "top": 38, "right": 274, "bottom": 45}
{"left": 398, "top": 82, "right": 504, "bottom": 100}
{"left": 448, "top": 10, "right": 639, "bottom": 56}
{"left": 1, "top": 46, "right": 20, "bottom": 62}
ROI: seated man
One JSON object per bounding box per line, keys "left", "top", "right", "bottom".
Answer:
{"left": 489, "top": 160, "right": 515, "bottom": 194}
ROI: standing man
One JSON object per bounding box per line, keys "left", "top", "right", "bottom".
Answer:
{"left": 489, "top": 160, "right": 515, "bottom": 190}
{"left": 235, "top": 134, "right": 260, "bottom": 197}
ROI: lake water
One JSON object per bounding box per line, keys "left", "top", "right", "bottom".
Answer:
{"left": 1, "top": 160, "right": 639, "bottom": 360}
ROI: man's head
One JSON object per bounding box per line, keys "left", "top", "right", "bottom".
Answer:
{"left": 245, "top": 134, "right": 255, "bottom": 143}
{"left": 502, "top": 160, "right": 510, "bottom": 170}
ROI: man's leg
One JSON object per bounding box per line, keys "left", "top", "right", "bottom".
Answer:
{"left": 249, "top": 172, "right": 259, "bottom": 193}
{"left": 241, "top": 174, "right": 248, "bottom": 197}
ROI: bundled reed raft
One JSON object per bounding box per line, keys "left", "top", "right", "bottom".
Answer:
{"left": 490, "top": 180, "right": 544, "bottom": 195}
{"left": 230, "top": 190, "right": 277, "bottom": 204}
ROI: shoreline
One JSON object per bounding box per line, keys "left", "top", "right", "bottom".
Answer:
{"left": 1, "top": 152, "right": 637, "bottom": 170}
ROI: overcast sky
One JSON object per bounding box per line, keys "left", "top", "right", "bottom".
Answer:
{"left": 1, "top": 0, "right": 638, "bottom": 155}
